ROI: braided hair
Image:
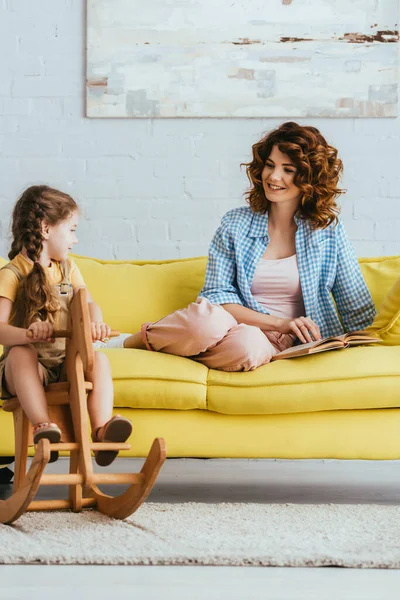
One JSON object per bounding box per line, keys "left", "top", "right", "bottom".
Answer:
{"left": 9, "top": 185, "right": 78, "bottom": 328}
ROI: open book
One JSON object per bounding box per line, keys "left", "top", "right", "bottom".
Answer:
{"left": 271, "top": 330, "right": 381, "bottom": 361}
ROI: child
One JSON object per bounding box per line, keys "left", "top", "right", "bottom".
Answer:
{"left": 0, "top": 185, "right": 132, "bottom": 465}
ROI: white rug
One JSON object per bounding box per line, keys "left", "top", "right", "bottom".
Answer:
{"left": 0, "top": 503, "right": 399, "bottom": 567}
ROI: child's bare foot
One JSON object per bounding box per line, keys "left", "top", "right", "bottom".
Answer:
{"left": 33, "top": 422, "right": 61, "bottom": 463}
{"left": 92, "top": 415, "right": 132, "bottom": 467}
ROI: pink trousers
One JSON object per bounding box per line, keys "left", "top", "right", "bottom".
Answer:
{"left": 141, "top": 297, "right": 296, "bottom": 372}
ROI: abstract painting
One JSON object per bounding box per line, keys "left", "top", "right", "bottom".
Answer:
{"left": 86, "top": 0, "right": 399, "bottom": 117}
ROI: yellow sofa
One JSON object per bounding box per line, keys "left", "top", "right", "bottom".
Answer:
{"left": 1, "top": 253, "right": 400, "bottom": 460}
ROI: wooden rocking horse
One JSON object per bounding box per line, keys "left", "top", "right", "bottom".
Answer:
{"left": 0, "top": 288, "right": 166, "bottom": 524}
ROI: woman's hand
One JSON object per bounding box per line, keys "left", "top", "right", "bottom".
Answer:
{"left": 275, "top": 316, "right": 322, "bottom": 344}
{"left": 91, "top": 321, "right": 111, "bottom": 342}
{"left": 27, "top": 321, "right": 55, "bottom": 343}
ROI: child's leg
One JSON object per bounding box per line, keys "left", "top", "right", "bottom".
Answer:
{"left": 86, "top": 351, "right": 132, "bottom": 466}
{"left": 5, "top": 346, "right": 61, "bottom": 462}
{"left": 4, "top": 345, "right": 50, "bottom": 425}
{"left": 86, "top": 351, "right": 114, "bottom": 434}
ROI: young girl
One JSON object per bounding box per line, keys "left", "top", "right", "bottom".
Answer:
{"left": 0, "top": 185, "right": 132, "bottom": 464}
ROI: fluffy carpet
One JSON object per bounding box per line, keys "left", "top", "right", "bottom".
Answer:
{"left": 0, "top": 503, "right": 399, "bottom": 567}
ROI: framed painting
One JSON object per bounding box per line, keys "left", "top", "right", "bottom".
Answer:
{"left": 87, "top": 0, "right": 398, "bottom": 117}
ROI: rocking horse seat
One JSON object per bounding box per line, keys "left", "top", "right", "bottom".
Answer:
{"left": 3, "top": 381, "right": 93, "bottom": 412}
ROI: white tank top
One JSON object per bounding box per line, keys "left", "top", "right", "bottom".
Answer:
{"left": 250, "top": 254, "right": 305, "bottom": 319}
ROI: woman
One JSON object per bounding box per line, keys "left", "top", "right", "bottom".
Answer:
{"left": 113, "top": 121, "right": 376, "bottom": 371}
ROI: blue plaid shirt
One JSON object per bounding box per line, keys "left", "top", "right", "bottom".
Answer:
{"left": 199, "top": 206, "right": 376, "bottom": 338}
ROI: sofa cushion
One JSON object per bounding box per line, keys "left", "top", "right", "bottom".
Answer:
{"left": 207, "top": 345, "right": 400, "bottom": 415}
{"left": 365, "top": 275, "right": 400, "bottom": 345}
{"left": 73, "top": 255, "right": 207, "bottom": 333}
{"left": 359, "top": 255, "right": 400, "bottom": 313}
{"left": 100, "top": 348, "right": 208, "bottom": 410}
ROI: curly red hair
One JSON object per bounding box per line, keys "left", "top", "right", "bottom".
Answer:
{"left": 242, "top": 121, "right": 345, "bottom": 229}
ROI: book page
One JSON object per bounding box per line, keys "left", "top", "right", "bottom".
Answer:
{"left": 347, "top": 338, "right": 380, "bottom": 346}
{"left": 273, "top": 339, "right": 343, "bottom": 359}
{"left": 305, "top": 334, "right": 344, "bottom": 349}
{"left": 344, "top": 330, "right": 381, "bottom": 343}
{"left": 284, "top": 335, "right": 345, "bottom": 353}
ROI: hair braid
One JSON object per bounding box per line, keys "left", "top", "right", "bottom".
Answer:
{"left": 8, "top": 237, "right": 23, "bottom": 261}
{"left": 23, "top": 201, "right": 45, "bottom": 263}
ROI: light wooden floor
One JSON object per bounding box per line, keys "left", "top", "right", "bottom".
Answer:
{"left": 1, "top": 457, "right": 400, "bottom": 600}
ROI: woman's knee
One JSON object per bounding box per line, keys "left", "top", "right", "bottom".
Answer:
{"left": 184, "top": 302, "right": 236, "bottom": 351}
{"left": 224, "top": 325, "right": 274, "bottom": 371}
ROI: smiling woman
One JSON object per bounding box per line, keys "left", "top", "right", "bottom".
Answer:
{"left": 120, "top": 122, "right": 376, "bottom": 372}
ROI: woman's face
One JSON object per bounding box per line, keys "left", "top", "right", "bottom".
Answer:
{"left": 261, "top": 145, "right": 301, "bottom": 207}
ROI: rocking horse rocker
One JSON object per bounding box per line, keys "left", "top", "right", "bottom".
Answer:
{"left": 0, "top": 288, "right": 166, "bottom": 524}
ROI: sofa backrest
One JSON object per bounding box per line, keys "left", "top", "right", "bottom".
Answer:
{"left": 73, "top": 255, "right": 208, "bottom": 332}
{"left": 1, "top": 254, "right": 399, "bottom": 333}
{"left": 72, "top": 254, "right": 400, "bottom": 332}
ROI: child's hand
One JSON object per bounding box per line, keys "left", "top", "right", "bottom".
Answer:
{"left": 91, "top": 321, "right": 111, "bottom": 342}
{"left": 27, "top": 321, "right": 55, "bottom": 343}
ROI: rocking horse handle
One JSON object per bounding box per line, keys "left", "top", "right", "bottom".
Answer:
{"left": 27, "top": 329, "right": 121, "bottom": 339}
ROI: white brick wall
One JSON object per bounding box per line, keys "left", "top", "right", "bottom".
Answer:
{"left": 0, "top": 0, "right": 399, "bottom": 260}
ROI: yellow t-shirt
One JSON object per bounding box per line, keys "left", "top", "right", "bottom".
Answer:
{"left": 0, "top": 253, "right": 86, "bottom": 303}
